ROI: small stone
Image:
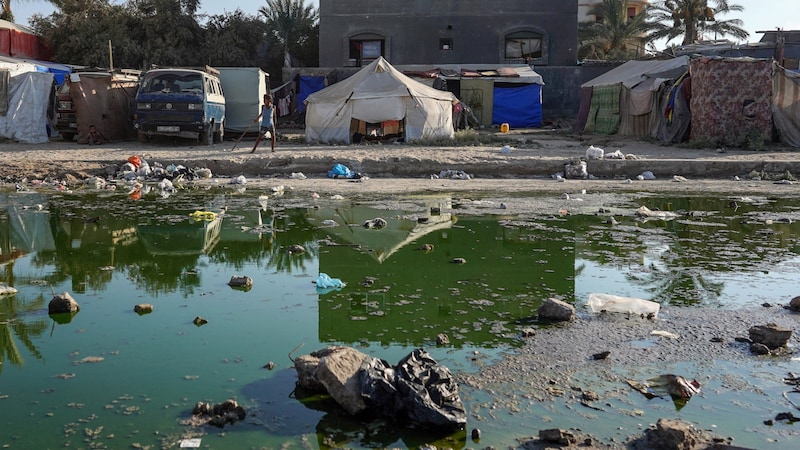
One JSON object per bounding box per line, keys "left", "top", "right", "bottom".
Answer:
{"left": 750, "top": 342, "right": 770, "bottom": 355}
{"left": 193, "top": 316, "right": 208, "bottom": 326}
{"left": 134, "top": 304, "right": 154, "bottom": 314}
{"left": 471, "top": 428, "right": 481, "bottom": 440}
{"left": 287, "top": 244, "right": 305, "bottom": 254}
{"left": 450, "top": 257, "right": 467, "bottom": 264}
{"left": 263, "top": 361, "right": 275, "bottom": 370}
{"left": 592, "top": 351, "right": 610, "bottom": 360}
{"left": 436, "top": 333, "right": 450, "bottom": 345}
{"left": 227, "top": 276, "right": 253, "bottom": 287}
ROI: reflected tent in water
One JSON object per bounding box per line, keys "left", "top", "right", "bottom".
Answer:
{"left": 137, "top": 214, "right": 222, "bottom": 256}
{"left": 308, "top": 198, "right": 454, "bottom": 263}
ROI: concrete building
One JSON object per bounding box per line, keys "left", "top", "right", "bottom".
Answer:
{"left": 318, "top": 0, "right": 578, "bottom": 67}
{"left": 578, "top": 0, "right": 649, "bottom": 23}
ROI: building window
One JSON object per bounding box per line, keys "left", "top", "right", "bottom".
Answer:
{"left": 505, "top": 31, "right": 542, "bottom": 60}
{"left": 627, "top": 7, "right": 636, "bottom": 19}
{"left": 350, "top": 39, "right": 384, "bottom": 64}
{"left": 439, "top": 38, "right": 453, "bottom": 51}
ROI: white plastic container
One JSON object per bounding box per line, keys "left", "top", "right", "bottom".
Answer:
{"left": 588, "top": 293, "right": 660, "bottom": 318}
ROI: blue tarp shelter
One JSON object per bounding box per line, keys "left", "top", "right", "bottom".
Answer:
{"left": 492, "top": 83, "right": 542, "bottom": 128}
{"left": 298, "top": 76, "right": 326, "bottom": 112}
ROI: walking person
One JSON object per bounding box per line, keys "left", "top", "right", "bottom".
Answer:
{"left": 251, "top": 94, "right": 277, "bottom": 153}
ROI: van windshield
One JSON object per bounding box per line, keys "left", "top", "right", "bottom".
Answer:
{"left": 141, "top": 72, "right": 203, "bottom": 94}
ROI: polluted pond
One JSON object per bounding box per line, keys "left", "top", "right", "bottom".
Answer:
{"left": 1, "top": 183, "right": 800, "bottom": 449}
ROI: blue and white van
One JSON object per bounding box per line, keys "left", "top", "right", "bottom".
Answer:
{"left": 134, "top": 66, "right": 225, "bottom": 145}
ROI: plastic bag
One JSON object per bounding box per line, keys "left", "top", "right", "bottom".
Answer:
{"left": 585, "top": 145, "right": 604, "bottom": 160}
{"left": 327, "top": 164, "right": 353, "bottom": 179}
{"left": 588, "top": 293, "right": 660, "bottom": 317}
{"left": 316, "top": 273, "right": 345, "bottom": 294}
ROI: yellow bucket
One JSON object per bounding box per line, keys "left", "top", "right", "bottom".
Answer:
{"left": 500, "top": 123, "right": 510, "bottom": 133}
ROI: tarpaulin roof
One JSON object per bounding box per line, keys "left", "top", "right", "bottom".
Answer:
{"left": 581, "top": 57, "right": 689, "bottom": 89}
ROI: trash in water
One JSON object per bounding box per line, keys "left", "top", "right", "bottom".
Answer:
{"left": 587, "top": 293, "right": 660, "bottom": 318}
{"left": 627, "top": 374, "right": 701, "bottom": 411}
{"left": 635, "top": 205, "right": 678, "bottom": 220}
{"left": 179, "top": 437, "right": 202, "bottom": 448}
{"left": 315, "top": 273, "right": 345, "bottom": 294}
{"left": 637, "top": 170, "right": 656, "bottom": 180}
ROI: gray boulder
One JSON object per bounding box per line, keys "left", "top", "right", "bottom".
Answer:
{"left": 314, "top": 346, "right": 370, "bottom": 415}
{"left": 538, "top": 297, "right": 575, "bottom": 322}
{"left": 789, "top": 295, "right": 800, "bottom": 312}
{"left": 48, "top": 292, "right": 79, "bottom": 314}
{"left": 749, "top": 323, "right": 792, "bottom": 349}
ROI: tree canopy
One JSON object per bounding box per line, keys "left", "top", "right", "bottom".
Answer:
{"left": 648, "top": 0, "right": 748, "bottom": 45}
{"left": 27, "top": 0, "right": 318, "bottom": 80}
{"left": 578, "top": 0, "right": 655, "bottom": 61}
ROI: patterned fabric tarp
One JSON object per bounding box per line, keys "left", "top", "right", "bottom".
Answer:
{"left": 772, "top": 63, "right": 800, "bottom": 148}
{"left": 584, "top": 84, "right": 620, "bottom": 135}
{"left": 690, "top": 57, "right": 773, "bottom": 144}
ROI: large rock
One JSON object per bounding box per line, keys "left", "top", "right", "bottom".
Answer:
{"left": 749, "top": 323, "right": 792, "bottom": 349}
{"left": 48, "top": 292, "right": 79, "bottom": 314}
{"left": 788, "top": 295, "right": 800, "bottom": 312}
{"left": 314, "top": 346, "right": 370, "bottom": 415}
{"left": 629, "top": 418, "right": 730, "bottom": 450}
{"left": 538, "top": 297, "right": 575, "bottom": 322}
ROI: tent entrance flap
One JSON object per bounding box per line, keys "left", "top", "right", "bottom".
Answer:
{"left": 351, "top": 118, "right": 405, "bottom": 143}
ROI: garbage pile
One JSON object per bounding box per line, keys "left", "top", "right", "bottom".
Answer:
{"left": 294, "top": 346, "right": 466, "bottom": 430}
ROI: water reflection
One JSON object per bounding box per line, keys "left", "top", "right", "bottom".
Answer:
{"left": 1, "top": 189, "right": 800, "bottom": 448}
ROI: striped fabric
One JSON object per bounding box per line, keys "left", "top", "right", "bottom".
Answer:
{"left": 772, "top": 63, "right": 800, "bottom": 148}
{"left": 585, "top": 84, "right": 620, "bottom": 134}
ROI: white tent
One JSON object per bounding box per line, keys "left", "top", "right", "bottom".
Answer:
{"left": 0, "top": 59, "right": 55, "bottom": 144}
{"left": 304, "top": 56, "right": 456, "bottom": 144}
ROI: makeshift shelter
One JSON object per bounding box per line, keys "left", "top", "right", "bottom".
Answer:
{"left": 773, "top": 62, "right": 800, "bottom": 148}
{"left": 579, "top": 57, "right": 689, "bottom": 138}
{"left": 0, "top": 61, "right": 54, "bottom": 143}
{"left": 403, "top": 64, "right": 544, "bottom": 128}
{"left": 689, "top": 57, "right": 773, "bottom": 144}
{"left": 304, "top": 57, "right": 456, "bottom": 144}
{"left": 67, "top": 71, "right": 139, "bottom": 143}
{"left": 218, "top": 67, "right": 270, "bottom": 133}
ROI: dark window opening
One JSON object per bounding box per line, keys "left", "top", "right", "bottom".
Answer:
{"left": 505, "top": 31, "right": 542, "bottom": 59}
{"left": 349, "top": 39, "right": 385, "bottom": 66}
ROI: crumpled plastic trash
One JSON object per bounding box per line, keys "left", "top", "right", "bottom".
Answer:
{"left": 316, "top": 273, "right": 345, "bottom": 294}
{"left": 290, "top": 172, "right": 307, "bottom": 180}
{"left": 605, "top": 149, "right": 625, "bottom": 159}
{"left": 585, "top": 145, "right": 604, "bottom": 160}
{"left": 500, "top": 145, "right": 513, "bottom": 154}
{"left": 439, "top": 169, "right": 471, "bottom": 180}
{"left": 636, "top": 205, "right": 678, "bottom": 220}
{"left": 231, "top": 175, "right": 247, "bottom": 185}
{"left": 588, "top": 293, "right": 660, "bottom": 318}
{"left": 637, "top": 171, "right": 656, "bottom": 180}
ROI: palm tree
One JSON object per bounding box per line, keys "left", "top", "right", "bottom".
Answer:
{"left": 0, "top": 0, "right": 55, "bottom": 22}
{"left": 648, "top": 0, "right": 748, "bottom": 45}
{"left": 258, "top": 0, "right": 318, "bottom": 68}
{"left": 579, "top": 0, "right": 655, "bottom": 61}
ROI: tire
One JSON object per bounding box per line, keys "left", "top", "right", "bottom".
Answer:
{"left": 61, "top": 132, "right": 75, "bottom": 142}
{"left": 201, "top": 124, "right": 213, "bottom": 146}
{"left": 137, "top": 131, "right": 150, "bottom": 144}
{"left": 214, "top": 122, "right": 224, "bottom": 143}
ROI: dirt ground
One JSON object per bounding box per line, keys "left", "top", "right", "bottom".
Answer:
{"left": 2, "top": 127, "right": 800, "bottom": 196}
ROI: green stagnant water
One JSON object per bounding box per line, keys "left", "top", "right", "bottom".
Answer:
{"left": 0, "top": 187, "right": 799, "bottom": 449}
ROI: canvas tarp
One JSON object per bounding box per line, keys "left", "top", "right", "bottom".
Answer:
{"left": 218, "top": 67, "right": 270, "bottom": 132}
{"left": 304, "top": 57, "right": 456, "bottom": 144}
{"left": 772, "top": 62, "right": 800, "bottom": 148}
{"left": 580, "top": 57, "right": 689, "bottom": 137}
{"left": 690, "top": 57, "right": 773, "bottom": 144}
{"left": 0, "top": 69, "right": 52, "bottom": 143}
{"left": 70, "top": 73, "right": 138, "bottom": 142}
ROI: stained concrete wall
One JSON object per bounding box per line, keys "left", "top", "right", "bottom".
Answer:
{"left": 319, "top": 0, "right": 577, "bottom": 67}
{"left": 536, "top": 64, "right": 619, "bottom": 121}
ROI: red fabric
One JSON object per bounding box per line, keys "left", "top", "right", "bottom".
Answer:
{"left": 689, "top": 58, "right": 772, "bottom": 143}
